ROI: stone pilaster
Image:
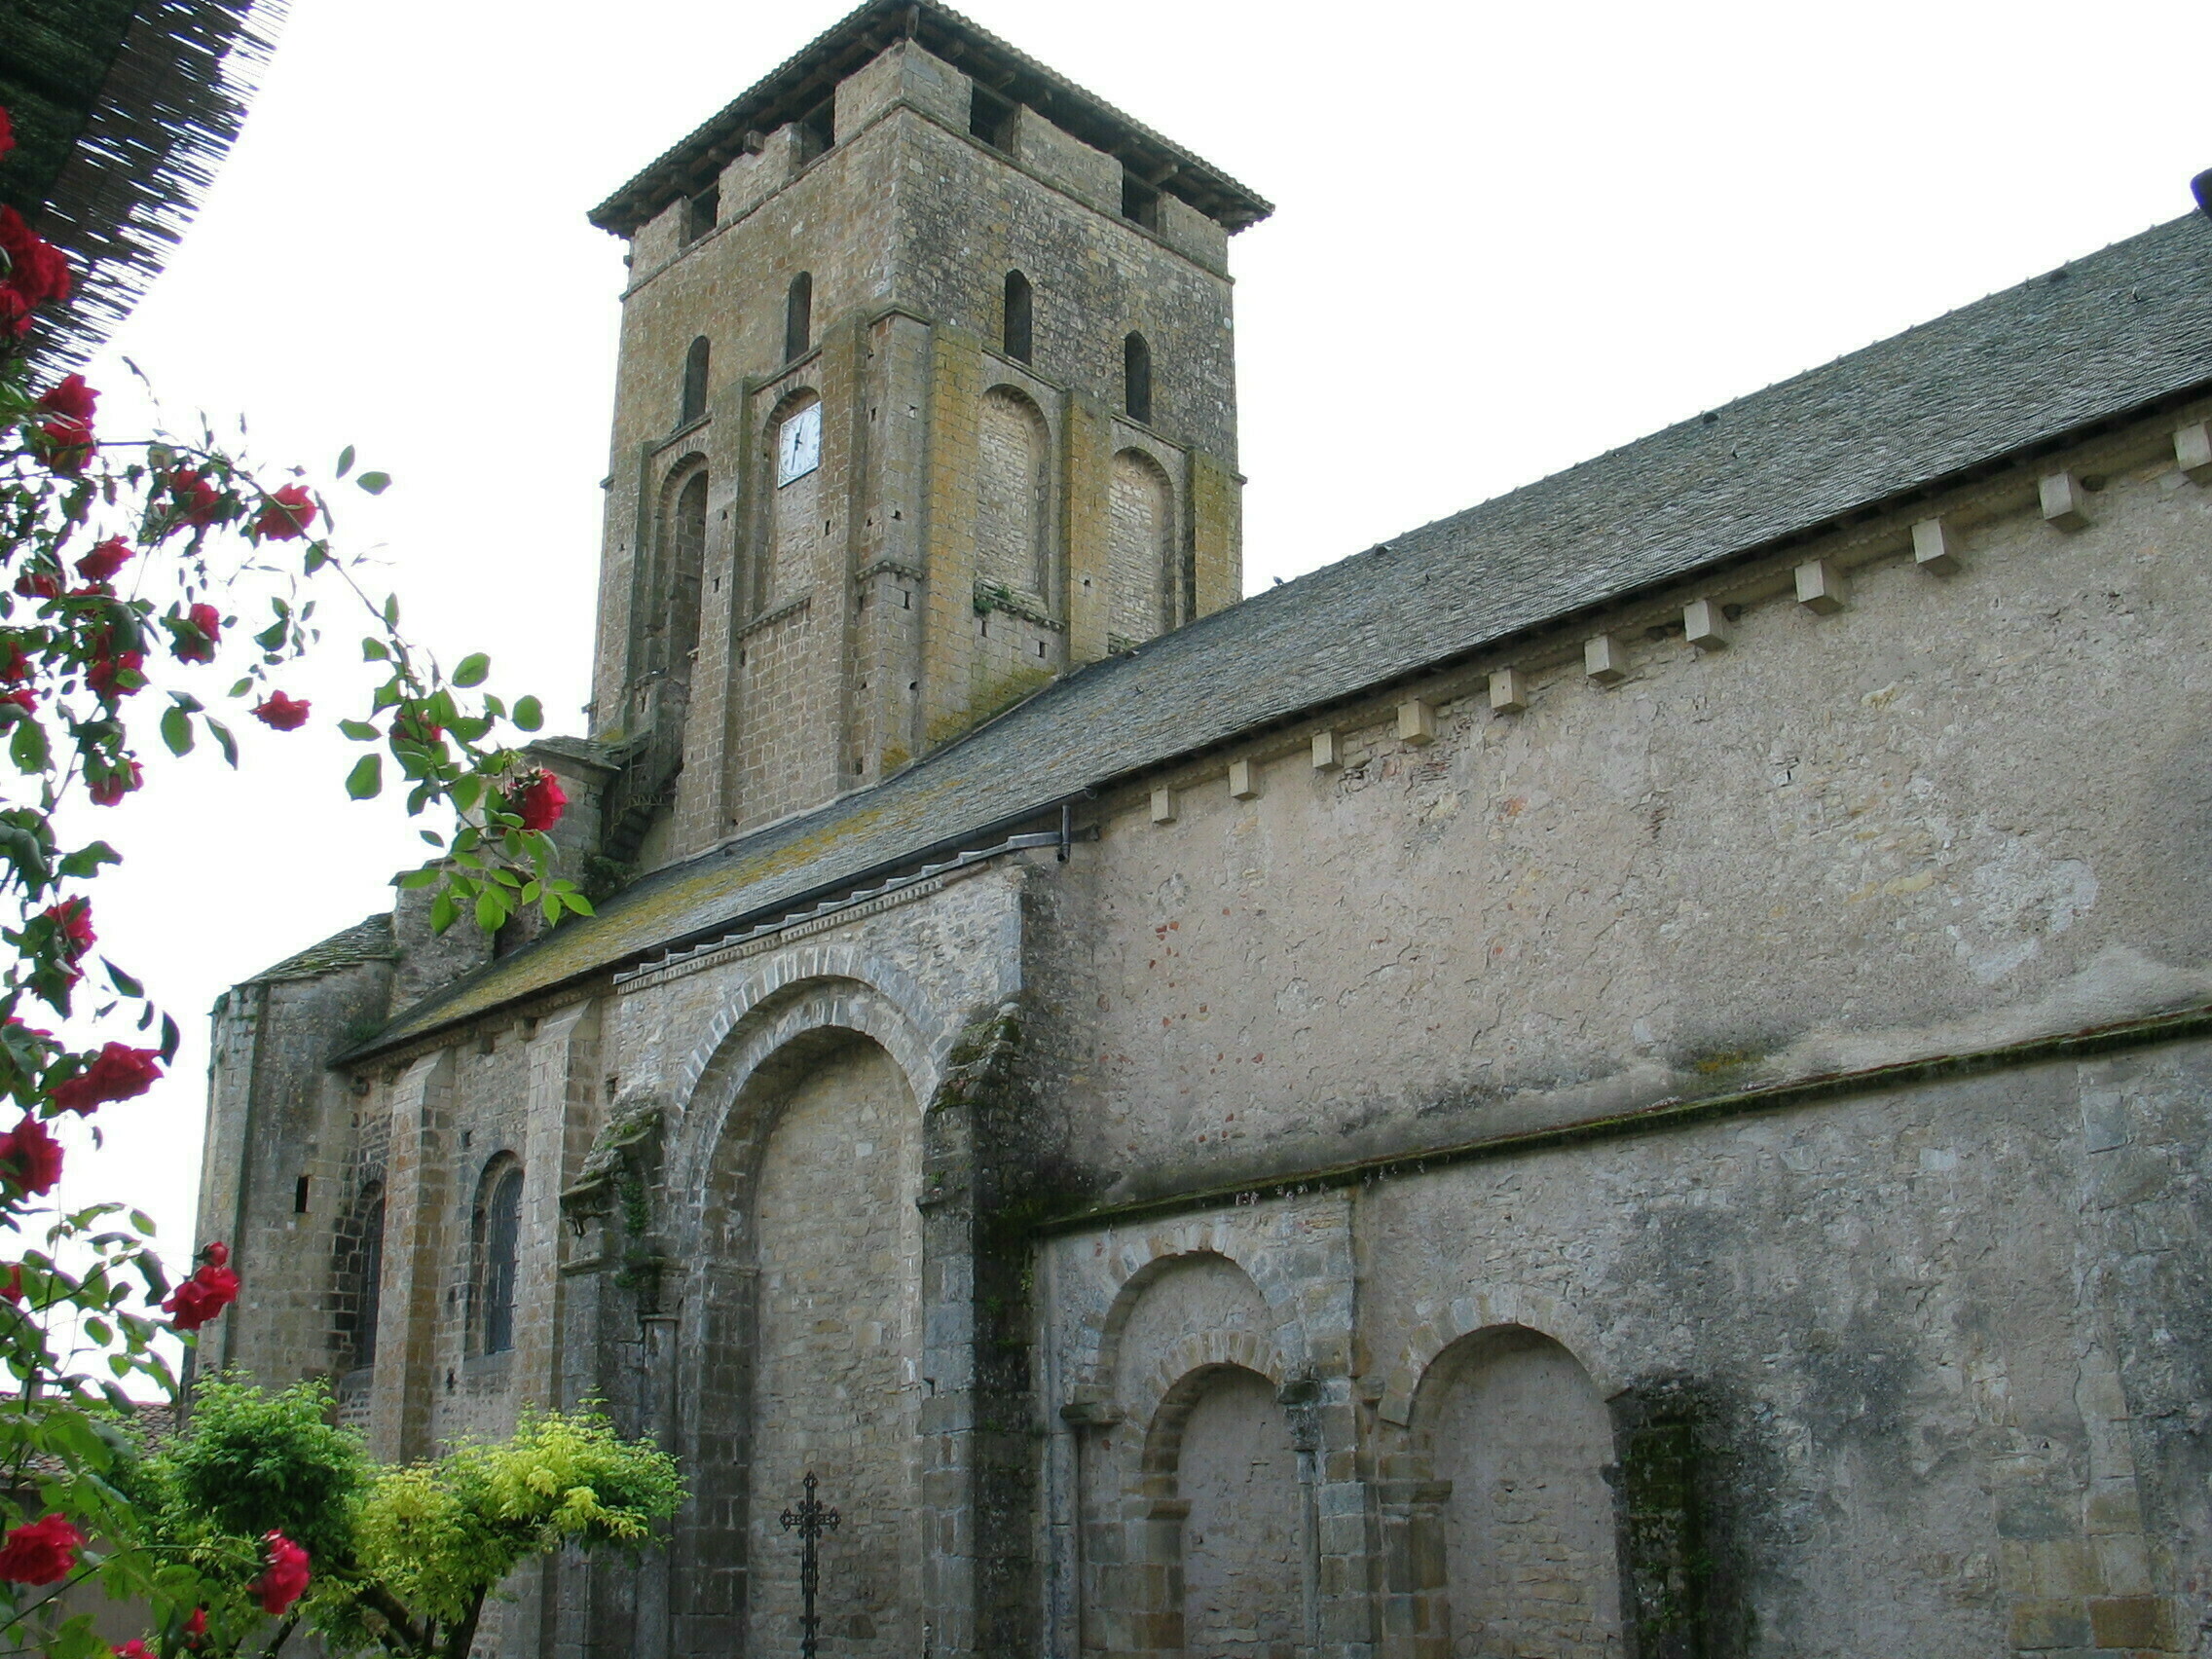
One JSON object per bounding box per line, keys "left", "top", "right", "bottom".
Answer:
{"left": 368, "top": 1051, "right": 454, "bottom": 1462}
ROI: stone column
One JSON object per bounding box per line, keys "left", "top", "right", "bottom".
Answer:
{"left": 1375, "top": 1466, "right": 1453, "bottom": 1659}
{"left": 368, "top": 1050, "right": 454, "bottom": 1462}
{"left": 918, "top": 327, "right": 981, "bottom": 752}
{"left": 1062, "top": 392, "right": 1112, "bottom": 665}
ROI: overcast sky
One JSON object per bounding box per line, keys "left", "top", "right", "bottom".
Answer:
{"left": 49, "top": 0, "right": 2212, "bottom": 1282}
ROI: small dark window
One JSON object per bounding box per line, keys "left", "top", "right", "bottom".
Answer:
{"left": 472, "top": 1161, "right": 524, "bottom": 1356}
{"left": 970, "top": 85, "right": 1016, "bottom": 151}
{"left": 683, "top": 185, "right": 719, "bottom": 244}
{"left": 786, "top": 272, "right": 813, "bottom": 362}
{"left": 1124, "top": 332, "right": 1152, "bottom": 425}
{"left": 293, "top": 1175, "right": 311, "bottom": 1214}
{"left": 1122, "top": 170, "right": 1160, "bottom": 231}
{"left": 795, "top": 99, "right": 834, "bottom": 165}
{"left": 1003, "top": 271, "right": 1033, "bottom": 363}
{"left": 356, "top": 1195, "right": 385, "bottom": 1366}
{"left": 681, "top": 336, "right": 710, "bottom": 425}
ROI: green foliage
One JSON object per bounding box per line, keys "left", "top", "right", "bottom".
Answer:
{"left": 162, "top": 1378, "right": 366, "bottom": 1567}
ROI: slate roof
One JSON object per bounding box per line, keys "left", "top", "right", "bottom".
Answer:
{"left": 349, "top": 208, "right": 2212, "bottom": 1060}
{"left": 588, "top": 0, "right": 1272, "bottom": 239}
{"left": 250, "top": 913, "right": 394, "bottom": 985}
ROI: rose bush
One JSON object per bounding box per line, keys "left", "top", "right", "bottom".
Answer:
{"left": 0, "top": 98, "right": 596, "bottom": 1659}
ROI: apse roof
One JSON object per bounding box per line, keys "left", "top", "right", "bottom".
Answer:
{"left": 347, "top": 207, "right": 2212, "bottom": 1060}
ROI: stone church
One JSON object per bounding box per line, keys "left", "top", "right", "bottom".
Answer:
{"left": 196, "top": 2, "right": 2212, "bottom": 1654}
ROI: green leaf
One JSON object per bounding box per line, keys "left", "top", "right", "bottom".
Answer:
{"left": 361, "top": 637, "right": 389, "bottom": 661}
{"left": 336, "top": 444, "right": 355, "bottom": 477}
{"left": 129, "top": 1210, "right": 154, "bottom": 1235}
{"left": 429, "top": 889, "right": 458, "bottom": 934}
{"left": 206, "top": 719, "right": 239, "bottom": 767}
{"left": 513, "top": 694, "right": 544, "bottom": 731}
{"left": 102, "top": 960, "right": 143, "bottom": 998}
{"left": 357, "top": 470, "right": 391, "bottom": 495}
{"left": 563, "top": 892, "right": 596, "bottom": 916}
{"left": 454, "top": 652, "right": 491, "bottom": 688}
{"left": 254, "top": 618, "right": 288, "bottom": 651}
{"left": 228, "top": 678, "right": 254, "bottom": 698}
{"left": 58, "top": 841, "right": 119, "bottom": 877}
{"left": 475, "top": 891, "right": 506, "bottom": 932}
{"left": 339, "top": 719, "right": 380, "bottom": 742}
{"left": 345, "top": 755, "right": 383, "bottom": 799}
{"left": 10, "top": 717, "right": 49, "bottom": 774}
{"left": 396, "top": 866, "right": 440, "bottom": 890}
{"left": 160, "top": 705, "right": 194, "bottom": 756}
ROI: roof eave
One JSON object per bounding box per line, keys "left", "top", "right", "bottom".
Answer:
{"left": 585, "top": 0, "right": 1272, "bottom": 239}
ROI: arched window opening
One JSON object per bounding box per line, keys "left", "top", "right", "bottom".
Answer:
{"left": 682, "top": 184, "right": 719, "bottom": 244}
{"left": 681, "top": 337, "right": 711, "bottom": 426}
{"left": 1124, "top": 331, "right": 1152, "bottom": 425}
{"left": 786, "top": 272, "right": 813, "bottom": 362}
{"left": 1003, "top": 271, "right": 1033, "bottom": 363}
{"left": 337, "top": 1183, "right": 386, "bottom": 1372}
{"left": 470, "top": 1159, "right": 524, "bottom": 1356}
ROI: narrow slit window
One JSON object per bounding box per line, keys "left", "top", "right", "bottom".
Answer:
{"left": 1124, "top": 331, "right": 1152, "bottom": 425}
{"left": 354, "top": 1189, "right": 385, "bottom": 1369}
{"left": 293, "top": 1175, "right": 311, "bottom": 1214}
{"left": 681, "top": 337, "right": 710, "bottom": 425}
{"left": 786, "top": 272, "right": 813, "bottom": 362}
{"left": 1004, "top": 271, "right": 1033, "bottom": 363}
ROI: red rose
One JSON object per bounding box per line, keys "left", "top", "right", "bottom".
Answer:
{"left": 116, "top": 1643, "right": 154, "bottom": 1659}
{"left": 0, "top": 1513, "right": 83, "bottom": 1585}
{"left": 0, "top": 688, "right": 32, "bottom": 715}
{"left": 50, "top": 1043, "right": 162, "bottom": 1114}
{"left": 14, "top": 568, "right": 60, "bottom": 600}
{"left": 88, "top": 760, "right": 142, "bottom": 806}
{"left": 167, "top": 469, "right": 221, "bottom": 529}
{"left": 251, "top": 690, "right": 310, "bottom": 730}
{"left": 514, "top": 770, "right": 567, "bottom": 832}
{"left": 169, "top": 603, "right": 220, "bottom": 664}
{"left": 163, "top": 1261, "right": 239, "bottom": 1331}
{"left": 0, "top": 108, "right": 13, "bottom": 164}
{"left": 0, "top": 1265, "right": 21, "bottom": 1305}
{"left": 76, "top": 537, "right": 132, "bottom": 584}
{"left": 0, "top": 1116, "right": 62, "bottom": 1195}
{"left": 43, "top": 897, "right": 93, "bottom": 962}
{"left": 1, "top": 644, "right": 30, "bottom": 682}
{"left": 255, "top": 485, "right": 316, "bottom": 541}
{"left": 249, "top": 1531, "right": 310, "bottom": 1615}
{"left": 203, "top": 1241, "right": 229, "bottom": 1269}
{"left": 184, "top": 1610, "right": 206, "bottom": 1641}
{"left": 0, "top": 207, "right": 70, "bottom": 332}
{"left": 35, "top": 376, "right": 96, "bottom": 424}
{"left": 86, "top": 647, "right": 143, "bottom": 701}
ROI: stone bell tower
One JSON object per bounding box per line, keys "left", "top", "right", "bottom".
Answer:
{"left": 581, "top": 0, "right": 1271, "bottom": 872}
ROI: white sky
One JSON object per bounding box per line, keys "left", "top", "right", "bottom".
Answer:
{"left": 46, "top": 0, "right": 2212, "bottom": 1283}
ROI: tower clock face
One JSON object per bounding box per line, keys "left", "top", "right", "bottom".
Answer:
{"left": 777, "top": 403, "right": 822, "bottom": 486}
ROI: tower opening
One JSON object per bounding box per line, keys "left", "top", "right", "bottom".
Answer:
{"left": 970, "top": 84, "right": 1016, "bottom": 151}
{"left": 1124, "top": 331, "right": 1152, "bottom": 424}
{"left": 1122, "top": 168, "right": 1161, "bottom": 230}
{"left": 682, "top": 184, "right": 719, "bottom": 244}
{"left": 795, "top": 97, "right": 835, "bottom": 165}
{"left": 1004, "top": 271, "right": 1033, "bottom": 363}
{"left": 786, "top": 272, "right": 813, "bottom": 362}
{"left": 681, "top": 336, "right": 710, "bottom": 425}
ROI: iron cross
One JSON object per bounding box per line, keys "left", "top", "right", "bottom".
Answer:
{"left": 779, "top": 1470, "right": 840, "bottom": 1658}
